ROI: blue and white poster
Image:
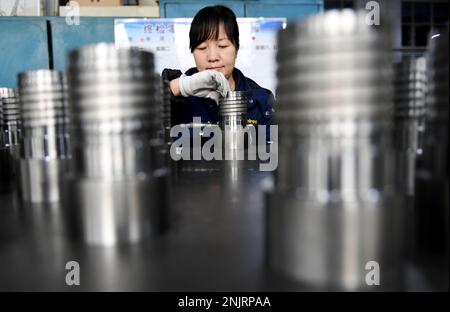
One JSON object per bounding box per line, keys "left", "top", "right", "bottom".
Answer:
{"left": 114, "top": 18, "right": 286, "bottom": 94}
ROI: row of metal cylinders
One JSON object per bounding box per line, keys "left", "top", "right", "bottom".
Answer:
{"left": 0, "top": 9, "right": 447, "bottom": 290}
{"left": 0, "top": 43, "right": 250, "bottom": 244}
{"left": 0, "top": 45, "right": 166, "bottom": 246}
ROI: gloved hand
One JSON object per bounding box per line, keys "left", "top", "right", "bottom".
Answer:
{"left": 178, "top": 70, "right": 230, "bottom": 104}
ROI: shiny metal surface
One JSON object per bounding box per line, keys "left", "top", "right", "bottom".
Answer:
{"left": 219, "top": 91, "right": 248, "bottom": 129}
{"left": 17, "top": 70, "right": 70, "bottom": 204}
{"left": 394, "top": 58, "right": 427, "bottom": 119}
{"left": 392, "top": 58, "right": 428, "bottom": 259}
{"left": 275, "top": 12, "right": 392, "bottom": 124}
{"left": 66, "top": 172, "right": 169, "bottom": 247}
{"left": 18, "top": 158, "right": 67, "bottom": 203}
{"left": 268, "top": 10, "right": 404, "bottom": 290}
{"left": 425, "top": 30, "right": 449, "bottom": 124}
{"left": 393, "top": 58, "right": 427, "bottom": 187}
{"left": 415, "top": 28, "right": 449, "bottom": 260}
{"left": 0, "top": 88, "right": 21, "bottom": 150}
{"left": 0, "top": 98, "right": 14, "bottom": 191}
{"left": 0, "top": 88, "right": 20, "bottom": 189}
{"left": 67, "top": 43, "right": 168, "bottom": 246}
{"left": 0, "top": 159, "right": 447, "bottom": 291}
{"left": 219, "top": 91, "right": 250, "bottom": 156}
{"left": 267, "top": 192, "right": 404, "bottom": 290}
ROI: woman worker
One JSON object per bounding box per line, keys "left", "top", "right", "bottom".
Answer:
{"left": 162, "top": 5, "right": 275, "bottom": 132}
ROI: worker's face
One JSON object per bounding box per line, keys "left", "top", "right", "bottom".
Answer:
{"left": 193, "top": 23, "right": 237, "bottom": 81}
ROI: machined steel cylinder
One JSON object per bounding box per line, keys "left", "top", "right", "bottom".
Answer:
{"left": 267, "top": 10, "right": 404, "bottom": 290}
{"left": 0, "top": 88, "right": 20, "bottom": 190}
{"left": 0, "top": 97, "right": 13, "bottom": 191}
{"left": 393, "top": 58, "right": 428, "bottom": 260}
{"left": 67, "top": 43, "right": 168, "bottom": 246}
{"left": 0, "top": 88, "right": 21, "bottom": 154}
{"left": 17, "top": 70, "right": 71, "bottom": 204}
{"left": 219, "top": 91, "right": 252, "bottom": 157}
{"left": 219, "top": 91, "right": 248, "bottom": 130}
{"left": 415, "top": 28, "right": 449, "bottom": 258}
{"left": 394, "top": 58, "right": 427, "bottom": 197}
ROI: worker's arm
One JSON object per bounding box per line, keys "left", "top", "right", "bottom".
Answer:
{"left": 168, "top": 70, "right": 230, "bottom": 104}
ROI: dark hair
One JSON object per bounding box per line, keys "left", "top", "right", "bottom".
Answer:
{"left": 189, "top": 5, "right": 240, "bottom": 53}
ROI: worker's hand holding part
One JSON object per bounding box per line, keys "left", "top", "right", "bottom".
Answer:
{"left": 178, "top": 70, "right": 230, "bottom": 104}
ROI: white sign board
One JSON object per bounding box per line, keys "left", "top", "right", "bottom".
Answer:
{"left": 114, "top": 18, "right": 286, "bottom": 95}
{"left": 0, "top": 0, "right": 41, "bottom": 16}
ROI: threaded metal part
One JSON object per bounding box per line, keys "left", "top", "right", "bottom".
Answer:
{"left": 68, "top": 43, "right": 159, "bottom": 135}
{"left": 394, "top": 57, "right": 427, "bottom": 118}
{"left": 18, "top": 70, "right": 69, "bottom": 129}
{"left": 276, "top": 10, "right": 393, "bottom": 126}
{"left": 0, "top": 88, "right": 20, "bottom": 124}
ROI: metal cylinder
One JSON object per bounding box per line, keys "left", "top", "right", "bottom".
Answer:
{"left": 393, "top": 58, "right": 428, "bottom": 261}
{"left": 219, "top": 91, "right": 248, "bottom": 130}
{"left": 0, "top": 88, "right": 20, "bottom": 190}
{"left": 67, "top": 43, "right": 168, "bottom": 246}
{"left": 267, "top": 10, "right": 404, "bottom": 290}
{"left": 0, "top": 97, "right": 13, "bottom": 191}
{"left": 394, "top": 58, "right": 427, "bottom": 197}
{"left": 219, "top": 91, "right": 251, "bottom": 157}
{"left": 415, "top": 28, "right": 449, "bottom": 259}
{"left": 17, "top": 69, "right": 71, "bottom": 204}
{"left": 0, "top": 88, "right": 21, "bottom": 154}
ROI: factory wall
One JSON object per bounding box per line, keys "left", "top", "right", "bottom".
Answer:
{"left": 0, "top": 0, "right": 323, "bottom": 88}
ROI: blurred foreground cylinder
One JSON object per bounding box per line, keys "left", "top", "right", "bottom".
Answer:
{"left": 18, "top": 70, "right": 71, "bottom": 203}
{"left": 394, "top": 58, "right": 427, "bottom": 197}
{"left": 267, "top": 10, "right": 404, "bottom": 290}
{"left": 67, "top": 43, "right": 168, "bottom": 246}
{"left": 415, "top": 29, "right": 449, "bottom": 259}
{"left": 0, "top": 88, "right": 21, "bottom": 191}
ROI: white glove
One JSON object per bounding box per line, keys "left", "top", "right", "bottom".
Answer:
{"left": 178, "top": 70, "right": 230, "bottom": 104}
